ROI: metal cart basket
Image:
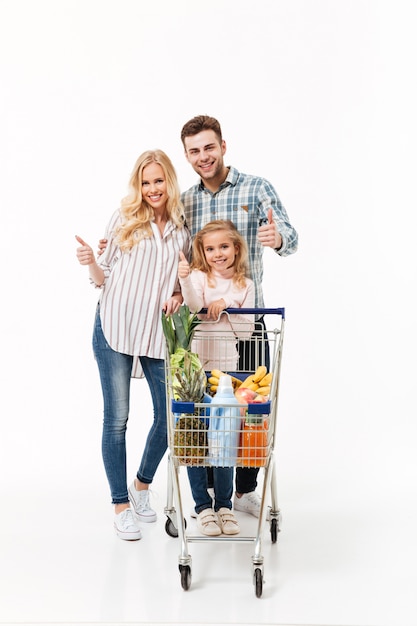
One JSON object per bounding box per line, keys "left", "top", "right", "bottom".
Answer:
{"left": 164, "top": 307, "right": 285, "bottom": 597}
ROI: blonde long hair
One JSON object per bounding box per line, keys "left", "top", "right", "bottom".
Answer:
{"left": 191, "top": 220, "right": 249, "bottom": 288}
{"left": 115, "top": 150, "right": 184, "bottom": 251}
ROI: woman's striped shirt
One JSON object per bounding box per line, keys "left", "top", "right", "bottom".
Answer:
{"left": 93, "top": 209, "right": 191, "bottom": 377}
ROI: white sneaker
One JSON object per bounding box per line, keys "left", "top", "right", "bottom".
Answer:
{"left": 197, "top": 508, "right": 221, "bottom": 536}
{"left": 190, "top": 487, "right": 215, "bottom": 519}
{"left": 217, "top": 507, "right": 240, "bottom": 535}
{"left": 128, "top": 482, "right": 157, "bottom": 522}
{"left": 233, "top": 491, "right": 261, "bottom": 518}
{"left": 114, "top": 508, "right": 142, "bottom": 541}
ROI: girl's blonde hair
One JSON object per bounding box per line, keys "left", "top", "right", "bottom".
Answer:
{"left": 191, "top": 220, "right": 249, "bottom": 288}
{"left": 115, "top": 149, "right": 184, "bottom": 251}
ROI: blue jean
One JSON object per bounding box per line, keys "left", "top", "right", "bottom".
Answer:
{"left": 205, "top": 465, "right": 258, "bottom": 493}
{"left": 92, "top": 308, "right": 167, "bottom": 504}
{"left": 187, "top": 466, "right": 234, "bottom": 514}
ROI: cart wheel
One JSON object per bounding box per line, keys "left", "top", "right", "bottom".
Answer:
{"left": 165, "top": 517, "right": 178, "bottom": 537}
{"left": 270, "top": 517, "right": 278, "bottom": 543}
{"left": 254, "top": 567, "right": 263, "bottom": 598}
{"left": 179, "top": 564, "right": 192, "bottom": 590}
{"left": 165, "top": 517, "right": 187, "bottom": 538}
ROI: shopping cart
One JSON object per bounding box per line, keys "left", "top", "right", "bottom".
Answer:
{"left": 163, "top": 307, "right": 285, "bottom": 597}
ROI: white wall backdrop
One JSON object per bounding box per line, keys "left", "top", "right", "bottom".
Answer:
{"left": 1, "top": 0, "right": 416, "bottom": 622}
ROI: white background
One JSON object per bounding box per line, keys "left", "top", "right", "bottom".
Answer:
{"left": 1, "top": 1, "right": 416, "bottom": 625}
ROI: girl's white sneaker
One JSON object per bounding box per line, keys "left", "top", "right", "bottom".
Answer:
{"left": 217, "top": 508, "right": 240, "bottom": 535}
{"left": 197, "top": 508, "right": 221, "bottom": 536}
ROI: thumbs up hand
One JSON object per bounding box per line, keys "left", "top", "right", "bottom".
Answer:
{"left": 75, "top": 235, "right": 96, "bottom": 266}
{"left": 75, "top": 235, "right": 105, "bottom": 287}
{"left": 257, "top": 208, "right": 282, "bottom": 250}
{"left": 178, "top": 251, "right": 190, "bottom": 279}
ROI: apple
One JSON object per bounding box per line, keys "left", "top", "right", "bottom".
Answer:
{"left": 234, "top": 387, "right": 258, "bottom": 404}
{"left": 253, "top": 394, "right": 269, "bottom": 403}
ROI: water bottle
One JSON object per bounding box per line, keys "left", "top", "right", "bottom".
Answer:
{"left": 208, "top": 375, "right": 242, "bottom": 466}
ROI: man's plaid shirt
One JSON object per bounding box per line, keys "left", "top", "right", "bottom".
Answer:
{"left": 181, "top": 166, "right": 298, "bottom": 308}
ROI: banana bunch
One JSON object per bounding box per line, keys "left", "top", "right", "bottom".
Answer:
{"left": 208, "top": 366, "right": 272, "bottom": 396}
{"left": 208, "top": 369, "right": 242, "bottom": 394}
{"left": 239, "top": 366, "right": 272, "bottom": 396}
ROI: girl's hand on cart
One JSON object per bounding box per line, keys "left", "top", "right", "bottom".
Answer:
{"left": 257, "top": 208, "right": 283, "bottom": 250}
{"left": 178, "top": 251, "right": 190, "bottom": 278}
{"left": 206, "top": 299, "right": 227, "bottom": 320}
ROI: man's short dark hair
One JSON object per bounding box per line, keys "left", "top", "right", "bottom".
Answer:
{"left": 180, "top": 115, "right": 223, "bottom": 146}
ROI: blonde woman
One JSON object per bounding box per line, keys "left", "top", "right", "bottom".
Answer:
{"left": 76, "top": 150, "right": 191, "bottom": 540}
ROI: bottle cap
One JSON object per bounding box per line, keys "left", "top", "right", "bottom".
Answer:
{"left": 217, "top": 375, "right": 234, "bottom": 395}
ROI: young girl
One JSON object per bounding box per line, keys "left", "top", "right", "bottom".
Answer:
{"left": 76, "top": 150, "right": 191, "bottom": 540}
{"left": 178, "top": 220, "right": 255, "bottom": 536}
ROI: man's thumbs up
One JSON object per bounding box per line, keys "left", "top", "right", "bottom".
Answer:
{"left": 258, "top": 209, "right": 282, "bottom": 250}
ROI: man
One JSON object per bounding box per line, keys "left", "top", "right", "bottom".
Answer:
{"left": 98, "top": 115, "right": 298, "bottom": 517}
{"left": 179, "top": 115, "right": 298, "bottom": 517}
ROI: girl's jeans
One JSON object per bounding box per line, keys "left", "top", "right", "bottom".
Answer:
{"left": 92, "top": 308, "right": 167, "bottom": 504}
{"left": 187, "top": 466, "right": 234, "bottom": 514}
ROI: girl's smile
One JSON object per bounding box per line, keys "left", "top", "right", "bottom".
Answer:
{"left": 202, "top": 230, "right": 238, "bottom": 275}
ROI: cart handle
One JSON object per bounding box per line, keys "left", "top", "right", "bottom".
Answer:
{"left": 172, "top": 399, "right": 271, "bottom": 414}
{"left": 199, "top": 307, "right": 285, "bottom": 319}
